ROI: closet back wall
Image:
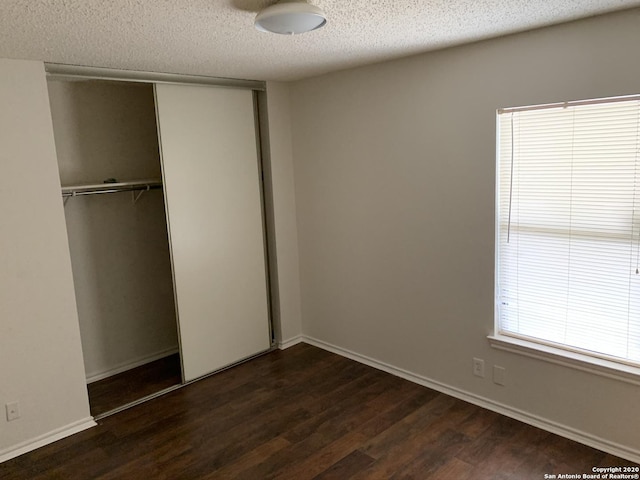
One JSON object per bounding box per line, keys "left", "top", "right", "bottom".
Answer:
{"left": 47, "top": 80, "right": 178, "bottom": 382}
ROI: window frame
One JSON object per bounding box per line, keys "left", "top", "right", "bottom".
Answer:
{"left": 491, "top": 95, "right": 640, "bottom": 384}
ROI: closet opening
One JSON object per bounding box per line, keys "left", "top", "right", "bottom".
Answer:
{"left": 47, "top": 78, "right": 182, "bottom": 417}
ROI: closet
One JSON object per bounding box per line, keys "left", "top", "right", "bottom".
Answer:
{"left": 47, "top": 71, "right": 273, "bottom": 417}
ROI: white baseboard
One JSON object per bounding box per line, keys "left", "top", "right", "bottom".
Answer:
{"left": 0, "top": 417, "right": 96, "bottom": 463}
{"left": 86, "top": 347, "right": 179, "bottom": 384}
{"left": 302, "top": 336, "right": 640, "bottom": 464}
{"left": 278, "top": 334, "right": 303, "bottom": 350}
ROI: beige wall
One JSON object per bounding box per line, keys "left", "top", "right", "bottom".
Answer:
{"left": 290, "top": 9, "right": 640, "bottom": 457}
{"left": 0, "top": 59, "right": 93, "bottom": 458}
{"left": 264, "top": 82, "right": 303, "bottom": 345}
{"left": 47, "top": 80, "right": 178, "bottom": 381}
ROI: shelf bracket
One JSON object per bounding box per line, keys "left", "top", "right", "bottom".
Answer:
{"left": 132, "top": 185, "right": 150, "bottom": 204}
{"left": 63, "top": 190, "right": 77, "bottom": 206}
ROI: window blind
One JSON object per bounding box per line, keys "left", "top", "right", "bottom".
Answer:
{"left": 496, "top": 97, "right": 640, "bottom": 366}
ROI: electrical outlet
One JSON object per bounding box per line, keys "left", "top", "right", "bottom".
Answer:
{"left": 6, "top": 401, "right": 20, "bottom": 421}
{"left": 493, "top": 365, "right": 506, "bottom": 386}
{"left": 473, "top": 358, "right": 485, "bottom": 378}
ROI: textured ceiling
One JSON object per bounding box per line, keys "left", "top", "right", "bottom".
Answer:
{"left": 0, "top": 0, "right": 639, "bottom": 81}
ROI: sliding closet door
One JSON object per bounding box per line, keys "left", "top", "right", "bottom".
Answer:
{"left": 155, "top": 84, "right": 270, "bottom": 382}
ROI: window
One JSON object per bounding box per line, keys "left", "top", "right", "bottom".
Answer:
{"left": 496, "top": 95, "right": 640, "bottom": 368}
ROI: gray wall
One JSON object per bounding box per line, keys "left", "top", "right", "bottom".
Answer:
{"left": 0, "top": 59, "right": 92, "bottom": 458}
{"left": 265, "top": 82, "right": 303, "bottom": 346}
{"left": 289, "top": 8, "right": 640, "bottom": 457}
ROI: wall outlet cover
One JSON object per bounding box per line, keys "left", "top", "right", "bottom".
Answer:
{"left": 473, "top": 357, "right": 485, "bottom": 378}
{"left": 493, "top": 365, "right": 506, "bottom": 386}
{"left": 6, "top": 401, "right": 20, "bottom": 421}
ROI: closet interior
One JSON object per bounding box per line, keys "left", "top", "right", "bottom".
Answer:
{"left": 47, "top": 79, "right": 181, "bottom": 416}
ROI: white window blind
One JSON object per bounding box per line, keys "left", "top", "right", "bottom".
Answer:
{"left": 496, "top": 96, "right": 640, "bottom": 366}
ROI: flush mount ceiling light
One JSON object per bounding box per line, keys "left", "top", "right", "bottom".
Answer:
{"left": 255, "top": 0, "right": 327, "bottom": 35}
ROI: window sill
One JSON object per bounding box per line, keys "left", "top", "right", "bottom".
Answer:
{"left": 487, "top": 334, "right": 640, "bottom": 386}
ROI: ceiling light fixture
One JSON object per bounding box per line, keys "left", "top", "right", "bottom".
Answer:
{"left": 255, "top": 0, "right": 327, "bottom": 35}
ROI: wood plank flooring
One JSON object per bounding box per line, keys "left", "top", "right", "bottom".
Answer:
{"left": 1, "top": 344, "right": 636, "bottom": 479}
{"left": 87, "top": 353, "right": 182, "bottom": 417}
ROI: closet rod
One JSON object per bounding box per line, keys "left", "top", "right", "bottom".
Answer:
{"left": 61, "top": 179, "right": 163, "bottom": 198}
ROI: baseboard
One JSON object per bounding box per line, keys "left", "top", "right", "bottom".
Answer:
{"left": 0, "top": 417, "right": 96, "bottom": 463}
{"left": 86, "top": 347, "right": 179, "bottom": 384}
{"left": 302, "top": 336, "right": 640, "bottom": 464}
{"left": 278, "top": 334, "right": 303, "bottom": 350}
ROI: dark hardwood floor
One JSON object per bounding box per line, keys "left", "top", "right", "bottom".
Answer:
{"left": 1, "top": 344, "right": 636, "bottom": 479}
{"left": 87, "top": 353, "right": 182, "bottom": 417}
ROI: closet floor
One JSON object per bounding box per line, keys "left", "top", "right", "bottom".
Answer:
{"left": 87, "top": 353, "right": 181, "bottom": 417}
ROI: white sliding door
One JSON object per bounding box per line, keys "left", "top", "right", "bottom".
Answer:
{"left": 155, "top": 84, "right": 270, "bottom": 381}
